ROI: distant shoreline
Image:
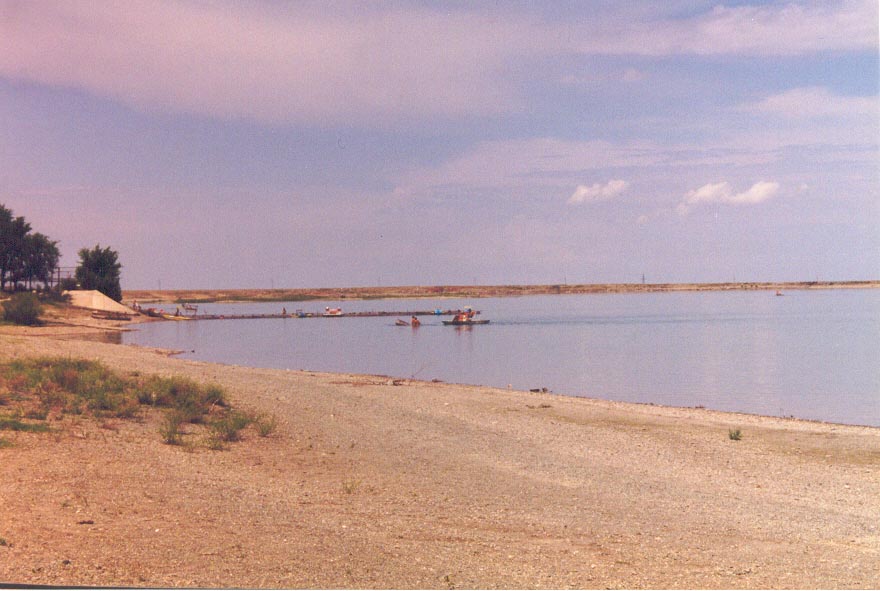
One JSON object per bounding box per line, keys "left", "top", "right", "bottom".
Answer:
{"left": 123, "top": 280, "right": 880, "bottom": 304}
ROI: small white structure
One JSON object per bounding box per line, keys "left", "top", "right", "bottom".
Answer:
{"left": 65, "top": 290, "right": 133, "bottom": 315}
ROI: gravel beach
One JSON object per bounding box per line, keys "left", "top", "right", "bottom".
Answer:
{"left": 1, "top": 311, "right": 878, "bottom": 588}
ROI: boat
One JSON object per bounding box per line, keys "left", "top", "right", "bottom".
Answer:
{"left": 443, "top": 308, "right": 488, "bottom": 325}
{"left": 322, "top": 307, "right": 343, "bottom": 317}
{"left": 442, "top": 318, "right": 490, "bottom": 325}
{"left": 442, "top": 318, "right": 490, "bottom": 326}
{"left": 395, "top": 319, "right": 409, "bottom": 326}
{"left": 161, "top": 313, "right": 191, "bottom": 321}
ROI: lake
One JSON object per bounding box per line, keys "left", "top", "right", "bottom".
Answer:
{"left": 122, "top": 289, "right": 880, "bottom": 427}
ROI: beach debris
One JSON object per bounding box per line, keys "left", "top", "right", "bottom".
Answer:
{"left": 529, "top": 387, "right": 550, "bottom": 393}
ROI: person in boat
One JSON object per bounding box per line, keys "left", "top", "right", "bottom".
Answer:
{"left": 453, "top": 312, "right": 467, "bottom": 323}
{"left": 411, "top": 316, "right": 420, "bottom": 327}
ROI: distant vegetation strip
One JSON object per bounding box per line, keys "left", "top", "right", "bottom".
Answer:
{"left": 123, "top": 280, "right": 879, "bottom": 304}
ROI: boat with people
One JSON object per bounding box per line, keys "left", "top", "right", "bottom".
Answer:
{"left": 442, "top": 307, "right": 489, "bottom": 325}
{"left": 322, "top": 307, "right": 343, "bottom": 317}
{"left": 442, "top": 318, "right": 490, "bottom": 326}
{"left": 395, "top": 316, "right": 422, "bottom": 327}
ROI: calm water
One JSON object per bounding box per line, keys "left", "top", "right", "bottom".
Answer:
{"left": 123, "top": 290, "right": 880, "bottom": 427}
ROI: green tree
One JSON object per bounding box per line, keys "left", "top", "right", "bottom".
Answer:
{"left": 75, "top": 245, "right": 123, "bottom": 302}
{"left": 0, "top": 204, "right": 32, "bottom": 291}
{"left": 18, "top": 233, "right": 60, "bottom": 289}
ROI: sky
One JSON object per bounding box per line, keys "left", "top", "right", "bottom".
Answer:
{"left": 1, "top": 0, "right": 878, "bottom": 289}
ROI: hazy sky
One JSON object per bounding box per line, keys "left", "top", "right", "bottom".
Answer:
{"left": 2, "top": 1, "right": 878, "bottom": 289}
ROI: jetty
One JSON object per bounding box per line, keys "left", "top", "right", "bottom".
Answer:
{"left": 141, "top": 308, "right": 480, "bottom": 321}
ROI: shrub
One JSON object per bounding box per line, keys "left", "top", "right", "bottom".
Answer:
{"left": 210, "top": 410, "right": 252, "bottom": 442}
{"left": 205, "top": 431, "right": 226, "bottom": 451}
{"left": 159, "top": 410, "right": 186, "bottom": 445}
{"left": 140, "top": 376, "right": 226, "bottom": 419}
{"left": 39, "top": 286, "right": 71, "bottom": 304}
{"left": 2, "top": 292, "right": 42, "bottom": 326}
{"left": 728, "top": 428, "right": 742, "bottom": 441}
{"left": 253, "top": 412, "right": 278, "bottom": 437}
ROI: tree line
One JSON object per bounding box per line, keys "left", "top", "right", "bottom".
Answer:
{"left": 0, "top": 203, "right": 122, "bottom": 301}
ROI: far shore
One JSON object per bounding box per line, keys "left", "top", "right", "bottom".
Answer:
{"left": 122, "top": 279, "right": 880, "bottom": 304}
{"left": 1, "top": 304, "right": 878, "bottom": 588}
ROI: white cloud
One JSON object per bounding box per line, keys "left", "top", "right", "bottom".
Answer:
{"left": 740, "top": 87, "right": 878, "bottom": 119}
{"left": 677, "top": 181, "right": 780, "bottom": 215}
{"left": 567, "top": 180, "right": 630, "bottom": 205}
{"left": 572, "top": 0, "right": 878, "bottom": 56}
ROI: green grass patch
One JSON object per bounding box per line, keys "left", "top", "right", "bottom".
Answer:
{"left": 209, "top": 410, "right": 253, "bottom": 443}
{"left": 0, "top": 415, "right": 50, "bottom": 433}
{"left": 0, "top": 357, "right": 274, "bottom": 449}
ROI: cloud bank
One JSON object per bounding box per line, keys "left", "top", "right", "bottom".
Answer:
{"left": 0, "top": 1, "right": 523, "bottom": 126}
{"left": 677, "top": 181, "right": 780, "bottom": 215}
{"left": 568, "top": 180, "right": 630, "bottom": 205}
{"left": 1, "top": 1, "right": 875, "bottom": 127}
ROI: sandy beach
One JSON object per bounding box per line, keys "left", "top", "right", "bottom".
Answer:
{"left": 1, "top": 309, "right": 878, "bottom": 588}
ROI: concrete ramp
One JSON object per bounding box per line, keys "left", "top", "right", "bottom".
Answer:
{"left": 66, "top": 290, "right": 133, "bottom": 314}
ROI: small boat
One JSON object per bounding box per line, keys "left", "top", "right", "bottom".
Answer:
{"left": 322, "top": 307, "right": 343, "bottom": 317}
{"left": 395, "top": 319, "right": 409, "bottom": 326}
{"left": 442, "top": 318, "right": 490, "bottom": 326}
{"left": 443, "top": 307, "right": 488, "bottom": 325}
{"left": 161, "top": 313, "right": 191, "bottom": 321}
{"left": 776, "top": 290, "right": 784, "bottom": 296}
